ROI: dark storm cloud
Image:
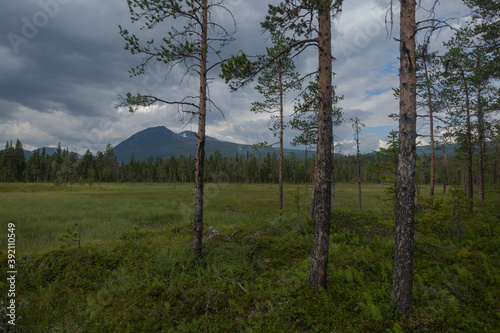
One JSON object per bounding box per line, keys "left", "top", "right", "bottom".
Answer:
{"left": 0, "top": 0, "right": 135, "bottom": 119}
{"left": 0, "top": 0, "right": 472, "bottom": 153}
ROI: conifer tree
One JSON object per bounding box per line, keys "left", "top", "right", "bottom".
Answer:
{"left": 251, "top": 32, "right": 301, "bottom": 217}
{"left": 118, "top": 0, "right": 236, "bottom": 257}
{"left": 221, "top": 0, "right": 343, "bottom": 289}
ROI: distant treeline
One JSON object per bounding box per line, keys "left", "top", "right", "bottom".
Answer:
{"left": 1, "top": 139, "right": 500, "bottom": 188}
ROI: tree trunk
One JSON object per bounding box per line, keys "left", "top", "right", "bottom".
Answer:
{"left": 477, "top": 83, "right": 485, "bottom": 202}
{"left": 279, "top": 70, "right": 284, "bottom": 218}
{"left": 309, "top": 147, "right": 318, "bottom": 220}
{"left": 442, "top": 144, "right": 447, "bottom": 195}
{"left": 304, "top": 145, "right": 308, "bottom": 184}
{"left": 357, "top": 154, "right": 362, "bottom": 211}
{"left": 193, "top": 0, "right": 208, "bottom": 257}
{"left": 463, "top": 74, "right": 474, "bottom": 212}
{"left": 331, "top": 144, "right": 335, "bottom": 210}
{"left": 355, "top": 119, "right": 362, "bottom": 211}
{"left": 423, "top": 59, "right": 436, "bottom": 196}
{"left": 391, "top": 0, "right": 417, "bottom": 315}
{"left": 308, "top": 6, "right": 333, "bottom": 290}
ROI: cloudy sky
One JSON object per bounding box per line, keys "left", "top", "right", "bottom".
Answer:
{"left": 0, "top": 0, "right": 472, "bottom": 155}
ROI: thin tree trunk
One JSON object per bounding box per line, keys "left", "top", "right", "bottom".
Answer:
{"left": 357, "top": 154, "right": 362, "bottom": 211}
{"left": 355, "top": 118, "right": 362, "bottom": 211}
{"left": 279, "top": 70, "right": 284, "bottom": 218}
{"left": 442, "top": 144, "right": 447, "bottom": 195}
{"left": 304, "top": 145, "right": 308, "bottom": 184}
{"left": 308, "top": 5, "right": 333, "bottom": 290}
{"left": 423, "top": 59, "right": 436, "bottom": 196}
{"left": 193, "top": 0, "right": 208, "bottom": 257}
{"left": 331, "top": 144, "right": 335, "bottom": 210}
{"left": 391, "top": 0, "right": 417, "bottom": 315}
{"left": 477, "top": 79, "right": 485, "bottom": 202}
{"left": 463, "top": 73, "right": 474, "bottom": 212}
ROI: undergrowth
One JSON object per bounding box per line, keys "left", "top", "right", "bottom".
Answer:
{"left": 0, "top": 186, "right": 499, "bottom": 332}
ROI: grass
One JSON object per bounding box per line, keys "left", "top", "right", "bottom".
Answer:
{"left": 0, "top": 182, "right": 393, "bottom": 253}
{"left": 0, "top": 182, "right": 499, "bottom": 332}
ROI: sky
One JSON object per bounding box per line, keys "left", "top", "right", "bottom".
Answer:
{"left": 0, "top": 0, "right": 472, "bottom": 156}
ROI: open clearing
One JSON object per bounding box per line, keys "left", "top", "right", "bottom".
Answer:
{"left": 0, "top": 183, "right": 498, "bottom": 332}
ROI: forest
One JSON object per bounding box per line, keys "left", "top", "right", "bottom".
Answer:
{"left": 1, "top": 138, "right": 500, "bottom": 192}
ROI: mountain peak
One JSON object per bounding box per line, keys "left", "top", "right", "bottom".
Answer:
{"left": 134, "top": 126, "right": 173, "bottom": 136}
{"left": 112, "top": 126, "right": 298, "bottom": 163}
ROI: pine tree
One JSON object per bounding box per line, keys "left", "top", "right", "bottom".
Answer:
{"left": 251, "top": 32, "right": 301, "bottom": 217}
{"left": 118, "top": 0, "right": 236, "bottom": 257}
{"left": 391, "top": 0, "right": 417, "bottom": 315}
{"left": 221, "top": 0, "right": 343, "bottom": 289}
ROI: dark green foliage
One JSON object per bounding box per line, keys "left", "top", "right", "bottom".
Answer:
{"left": 3, "top": 137, "right": 500, "bottom": 191}
{"left": 4, "top": 136, "right": 500, "bottom": 196}
{"left": 367, "top": 130, "right": 399, "bottom": 202}
{"left": 57, "top": 223, "right": 82, "bottom": 250}
{"left": 0, "top": 140, "right": 25, "bottom": 182}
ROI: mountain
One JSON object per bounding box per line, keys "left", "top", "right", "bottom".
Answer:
{"left": 113, "top": 126, "right": 469, "bottom": 163}
{"left": 113, "top": 126, "right": 306, "bottom": 162}
{"left": 416, "top": 144, "right": 461, "bottom": 157}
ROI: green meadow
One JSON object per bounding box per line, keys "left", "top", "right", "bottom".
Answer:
{"left": 0, "top": 183, "right": 499, "bottom": 332}
{"left": 0, "top": 183, "right": 394, "bottom": 253}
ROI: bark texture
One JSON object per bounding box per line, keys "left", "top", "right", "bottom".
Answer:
{"left": 279, "top": 70, "right": 284, "bottom": 217}
{"left": 463, "top": 76, "right": 474, "bottom": 212}
{"left": 391, "top": 0, "right": 417, "bottom": 315}
{"left": 477, "top": 85, "right": 485, "bottom": 202}
{"left": 193, "top": 0, "right": 208, "bottom": 257}
{"left": 309, "top": 146, "right": 318, "bottom": 220}
{"left": 423, "top": 60, "right": 436, "bottom": 196}
{"left": 442, "top": 144, "right": 448, "bottom": 195}
{"left": 307, "top": 6, "right": 333, "bottom": 290}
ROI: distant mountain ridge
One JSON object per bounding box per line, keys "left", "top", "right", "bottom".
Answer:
{"left": 112, "top": 126, "right": 466, "bottom": 162}
{"left": 112, "top": 126, "right": 304, "bottom": 162}
{"left": 19, "top": 127, "right": 464, "bottom": 162}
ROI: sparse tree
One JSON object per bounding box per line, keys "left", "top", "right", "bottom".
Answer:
{"left": 118, "top": 0, "right": 236, "bottom": 257}
{"left": 251, "top": 32, "right": 301, "bottom": 218}
{"left": 290, "top": 78, "right": 343, "bottom": 219}
{"left": 416, "top": 46, "right": 443, "bottom": 196}
{"left": 351, "top": 117, "right": 365, "bottom": 211}
{"left": 390, "top": 0, "right": 418, "bottom": 315}
{"left": 222, "top": 0, "right": 343, "bottom": 289}
{"left": 387, "top": 0, "right": 453, "bottom": 314}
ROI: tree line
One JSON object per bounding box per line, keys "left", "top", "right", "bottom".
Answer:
{"left": 2, "top": 138, "right": 499, "bottom": 191}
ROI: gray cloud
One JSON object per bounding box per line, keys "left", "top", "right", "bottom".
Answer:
{"left": 0, "top": 0, "right": 472, "bottom": 154}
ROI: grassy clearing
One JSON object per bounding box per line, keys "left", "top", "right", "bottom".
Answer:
{"left": 0, "top": 183, "right": 392, "bottom": 253}
{"left": 0, "top": 182, "right": 499, "bottom": 332}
